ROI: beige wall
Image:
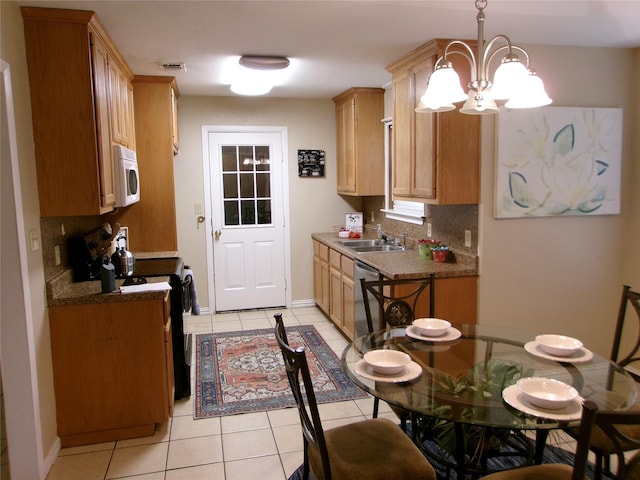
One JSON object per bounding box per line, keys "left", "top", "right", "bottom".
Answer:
{"left": 1, "top": 0, "right": 58, "bottom": 476}
{"left": 478, "top": 45, "right": 639, "bottom": 356}
{"left": 174, "top": 96, "right": 362, "bottom": 310}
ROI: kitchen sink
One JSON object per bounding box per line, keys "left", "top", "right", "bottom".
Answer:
{"left": 350, "top": 245, "right": 409, "bottom": 253}
{"left": 339, "top": 238, "right": 410, "bottom": 253}
{"left": 338, "top": 239, "right": 388, "bottom": 247}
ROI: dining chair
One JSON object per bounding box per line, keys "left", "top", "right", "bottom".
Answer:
{"left": 360, "top": 275, "right": 435, "bottom": 430}
{"left": 481, "top": 400, "right": 640, "bottom": 480}
{"left": 274, "top": 313, "right": 437, "bottom": 480}
{"left": 566, "top": 284, "right": 640, "bottom": 479}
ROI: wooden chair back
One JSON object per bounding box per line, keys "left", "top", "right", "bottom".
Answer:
{"left": 274, "top": 313, "right": 331, "bottom": 480}
{"left": 360, "top": 275, "right": 435, "bottom": 333}
{"left": 611, "top": 285, "right": 640, "bottom": 380}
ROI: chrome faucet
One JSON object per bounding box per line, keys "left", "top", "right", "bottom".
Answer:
{"left": 375, "top": 224, "right": 392, "bottom": 243}
{"left": 398, "top": 233, "right": 408, "bottom": 248}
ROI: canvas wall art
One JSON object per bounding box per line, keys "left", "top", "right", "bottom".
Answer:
{"left": 495, "top": 107, "right": 622, "bottom": 218}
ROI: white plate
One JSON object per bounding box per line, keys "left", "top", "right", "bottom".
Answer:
{"left": 502, "top": 384, "right": 583, "bottom": 421}
{"left": 524, "top": 341, "right": 594, "bottom": 363}
{"left": 406, "top": 325, "right": 462, "bottom": 342}
{"left": 355, "top": 359, "right": 422, "bottom": 383}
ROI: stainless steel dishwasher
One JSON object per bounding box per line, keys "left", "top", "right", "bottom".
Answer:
{"left": 354, "top": 260, "right": 380, "bottom": 337}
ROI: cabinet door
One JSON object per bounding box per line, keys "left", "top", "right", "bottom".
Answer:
{"left": 342, "top": 274, "right": 355, "bottom": 339}
{"left": 108, "top": 60, "right": 135, "bottom": 149}
{"left": 108, "top": 60, "right": 124, "bottom": 144}
{"left": 313, "top": 255, "right": 324, "bottom": 310}
{"left": 335, "top": 98, "right": 356, "bottom": 194}
{"left": 395, "top": 276, "right": 478, "bottom": 324}
{"left": 91, "top": 34, "right": 116, "bottom": 210}
{"left": 321, "top": 260, "right": 330, "bottom": 314}
{"left": 330, "top": 264, "right": 343, "bottom": 326}
{"left": 171, "top": 85, "right": 179, "bottom": 154}
{"left": 412, "top": 61, "right": 437, "bottom": 199}
{"left": 124, "top": 75, "right": 136, "bottom": 149}
{"left": 49, "top": 296, "right": 172, "bottom": 446}
{"left": 163, "top": 297, "right": 175, "bottom": 415}
{"left": 392, "top": 71, "right": 412, "bottom": 197}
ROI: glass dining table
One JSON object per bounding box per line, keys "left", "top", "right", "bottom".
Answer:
{"left": 341, "top": 323, "right": 638, "bottom": 478}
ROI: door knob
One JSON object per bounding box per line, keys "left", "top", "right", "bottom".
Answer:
{"left": 214, "top": 229, "right": 221, "bottom": 239}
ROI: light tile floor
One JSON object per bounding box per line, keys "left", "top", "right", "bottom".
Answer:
{"left": 46, "top": 306, "right": 581, "bottom": 480}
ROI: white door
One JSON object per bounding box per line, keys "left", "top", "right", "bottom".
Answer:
{"left": 204, "top": 128, "right": 288, "bottom": 312}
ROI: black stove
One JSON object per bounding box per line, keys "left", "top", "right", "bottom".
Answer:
{"left": 132, "top": 257, "right": 191, "bottom": 400}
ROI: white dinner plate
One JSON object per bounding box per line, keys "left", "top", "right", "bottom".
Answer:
{"left": 354, "top": 359, "right": 422, "bottom": 383}
{"left": 502, "top": 384, "right": 584, "bottom": 421}
{"left": 406, "top": 325, "right": 462, "bottom": 342}
{"left": 524, "top": 341, "right": 594, "bottom": 364}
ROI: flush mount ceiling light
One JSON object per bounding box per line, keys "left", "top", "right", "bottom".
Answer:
{"left": 416, "top": 0, "right": 551, "bottom": 115}
{"left": 239, "top": 55, "right": 290, "bottom": 71}
{"left": 230, "top": 55, "right": 290, "bottom": 95}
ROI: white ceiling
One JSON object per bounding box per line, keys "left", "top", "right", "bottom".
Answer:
{"left": 17, "top": 0, "right": 640, "bottom": 99}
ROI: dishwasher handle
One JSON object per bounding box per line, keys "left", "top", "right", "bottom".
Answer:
{"left": 355, "top": 260, "right": 380, "bottom": 277}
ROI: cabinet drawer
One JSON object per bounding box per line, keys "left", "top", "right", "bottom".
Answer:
{"left": 341, "top": 256, "right": 354, "bottom": 278}
{"left": 329, "top": 249, "right": 341, "bottom": 269}
{"left": 318, "top": 242, "right": 329, "bottom": 262}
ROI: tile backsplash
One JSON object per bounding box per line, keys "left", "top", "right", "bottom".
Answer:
{"left": 362, "top": 196, "right": 478, "bottom": 254}
{"left": 40, "top": 215, "right": 110, "bottom": 281}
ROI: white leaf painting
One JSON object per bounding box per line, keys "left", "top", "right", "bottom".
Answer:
{"left": 495, "top": 107, "right": 622, "bottom": 218}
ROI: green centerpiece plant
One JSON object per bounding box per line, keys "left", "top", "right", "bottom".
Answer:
{"left": 421, "top": 359, "right": 534, "bottom": 463}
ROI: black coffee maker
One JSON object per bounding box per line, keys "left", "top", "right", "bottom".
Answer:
{"left": 69, "top": 223, "right": 120, "bottom": 281}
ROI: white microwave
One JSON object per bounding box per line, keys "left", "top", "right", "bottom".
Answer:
{"left": 113, "top": 145, "right": 140, "bottom": 207}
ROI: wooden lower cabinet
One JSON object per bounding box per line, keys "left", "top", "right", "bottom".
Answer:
{"left": 313, "top": 240, "right": 330, "bottom": 314}
{"left": 48, "top": 293, "right": 174, "bottom": 447}
{"left": 341, "top": 256, "right": 355, "bottom": 339}
{"left": 313, "top": 240, "right": 356, "bottom": 339}
{"left": 393, "top": 275, "right": 478, "bottom": 324}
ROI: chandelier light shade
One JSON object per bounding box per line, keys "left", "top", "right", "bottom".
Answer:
{"left": 416, "top": 0, "right": 552, "bottom": 115}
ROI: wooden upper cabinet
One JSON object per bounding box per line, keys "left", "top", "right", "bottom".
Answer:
{"left": 108, "top": 60, "right": 136, "bottom": 149}
{"left": 332, "top": 88, "right": 385, "bottom": 196}
{"left": 170, "top": 84, "right": 179, "bottom": 154}
{"left": 22, "top": 7, "right": 135, "bottom": 216}
{"left": 113, "top": 76, "right": 178, "bottom": 252}
{"left": 386, "top": 39, "right": 480, "bottom": 205}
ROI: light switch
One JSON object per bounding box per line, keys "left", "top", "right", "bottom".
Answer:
{"left": 29, "top": 229, "right": 40, "bottom": 252}
{"left": 195, "top": 203, "right": 204, "bottom": 215}
{"left": 54, "top": 245, "right": 61, "bottom": 265}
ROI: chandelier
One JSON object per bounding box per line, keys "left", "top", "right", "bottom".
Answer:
{"left": 416, "top": 0, "right": 551, "bottom": 115}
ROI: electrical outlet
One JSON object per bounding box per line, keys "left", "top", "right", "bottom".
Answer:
{"left": 465, "top": 229, "right": 472, "bottom": 248}
{"left": 427, "top": 222, "right": 432, "bottom": 238}
{"left": 54, "top": 245, "right": 61, "bottom": 265}
{"left": 369, "top": 211, "right": 375, "bottom": 223}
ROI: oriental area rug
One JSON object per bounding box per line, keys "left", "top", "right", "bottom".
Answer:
{"left": 194, "top": 326, "right": 367, "bottom": 418}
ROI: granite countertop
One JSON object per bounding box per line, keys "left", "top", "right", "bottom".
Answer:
{"left": 311, "top": 232, "right": 478, "bottom": 279}
{"left": 46, "top": 250, "right": 178, "bottom": 306}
